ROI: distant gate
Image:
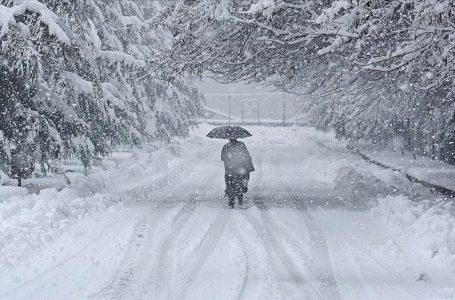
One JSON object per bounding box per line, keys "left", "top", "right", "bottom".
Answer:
{"left": 200, "top": 92, "right": 307, "bottom": 126}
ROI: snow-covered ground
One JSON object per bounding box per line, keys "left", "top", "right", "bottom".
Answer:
{"left": 357, "top": 145, "right": 455, "bottom": 192}
{"left": 1, "top": 124, "right": 454, "bottom": 299}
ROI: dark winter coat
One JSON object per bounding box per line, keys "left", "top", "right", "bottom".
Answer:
{"left": 222, "top": 140, "right": 254, "bottom": 198}
{"left": 221, "top": 140, "right": 255, "bottom": 175}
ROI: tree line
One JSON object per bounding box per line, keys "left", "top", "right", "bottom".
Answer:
{"left": 160, "top": 0, "right": 455, "bottom": 164}
{"left": 0, "top": 0, "right": 203, "bottom": 183}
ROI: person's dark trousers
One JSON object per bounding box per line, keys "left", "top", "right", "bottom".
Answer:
{"left": 241, "top": 173, "right": 250, "bottom": 193}
{"left": 238, "top": 193, "right": 243, "bottom": 206}
{"left": 225, "top": 171, "right": 243, "bottom": 207}
{"left": 228, "top": 196, "right": 235, "bottom": 208}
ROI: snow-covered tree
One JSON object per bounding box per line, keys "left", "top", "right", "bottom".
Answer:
{"left": 0, "top": 0, "right": 203, "bottom": 179}
{"left": 161, "top": 0, "right": 455, "bottom": 164}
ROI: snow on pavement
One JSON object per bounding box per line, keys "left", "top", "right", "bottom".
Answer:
{"left": 1, "top": 124, "right": 454, "bottom": 299}
{"left": 356, "top": 143, "right": 455, "bottom": 192}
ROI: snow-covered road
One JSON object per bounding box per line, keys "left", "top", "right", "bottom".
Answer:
{"left": 1, "top": 125, "right": 454, "bottom": 300}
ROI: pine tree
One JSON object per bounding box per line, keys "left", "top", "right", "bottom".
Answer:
{"left": 0, "top": 0, "right": 203, "bottom": 183}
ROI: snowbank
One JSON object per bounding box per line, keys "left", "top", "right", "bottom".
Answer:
{"left": 371, "top": 195, "right": 455, "bottom": 287}
{"left": 0, "top": 186, "right": 28, "bottom": 201}
{"left": 0, "top": 188, "right": 120, "bottom": 267}
{"left": 334, "top": 166, "right": 395, "bottom": 209}
{"left": 0, "top": 142, "right": 190, "bottom": 269}
{"left": 372, "top": 195, "right": 455, "bottom": 258}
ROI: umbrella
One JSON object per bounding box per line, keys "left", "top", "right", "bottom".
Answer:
{"left": 207, "top": 126, "right": 252, "bottom": 139}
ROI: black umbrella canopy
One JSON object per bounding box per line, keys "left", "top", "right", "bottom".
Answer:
{"left": 207, "top": 126, "right": 252, "bottom": 139}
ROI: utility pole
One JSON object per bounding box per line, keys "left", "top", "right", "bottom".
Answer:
{"left": 282, "top": 96, "right": 286, "bottom": 124}
{"left": 257, "top": 101, "right": 260, "bottom": 125}
{"left": 228, "top": 95, "right": 231, "bottom": 125}
{"left": 241, "top": 101, "right": 244, "bottom": 125}
{"left": 294, "top": 96, "right": 298, "bottom": 127}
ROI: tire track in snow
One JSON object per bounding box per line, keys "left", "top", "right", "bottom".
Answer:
{"left": 171, "top": 209, "right": 230, "bottom": 300}
{"left": 259, "top": 207, "right": 324, "bottom": 295}
{"left": 340, "top": 231, "right": 419, "bottom": 299}
{"left": 151, "top": 196, "right": 197, "bottom": 299}
{"left": 252, "top": 136, "right": 338, "bottom": 299}
{"left": 94, "top": 201, "right": 187, "bottom": 300}
{"left": 230, "top": 211, "right": 285, "bottom": 300}
{"left": 228, "top": 212, "right": 260, "bottom": 300}
{"left": 293, "top": 198, "right": 341, "bottom": 300}
{"left": 231, "top": 229, "right": 251, "bottom": 300}
{"left": 242, "top": 206, "right": 320, "bottom": 299}
{"left": 95, "top": 214, "right": 150, "bottom": 300}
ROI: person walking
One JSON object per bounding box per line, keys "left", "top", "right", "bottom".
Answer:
{"left": 207, "top": 126, "right": 254, "bottom": 208}
{"left": 221, "top": 138, "right": 254, "bottom": 208}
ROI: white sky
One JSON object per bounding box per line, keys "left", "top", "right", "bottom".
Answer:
{"left": 196, "top": 79, "right": 297, "bottom": 120}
